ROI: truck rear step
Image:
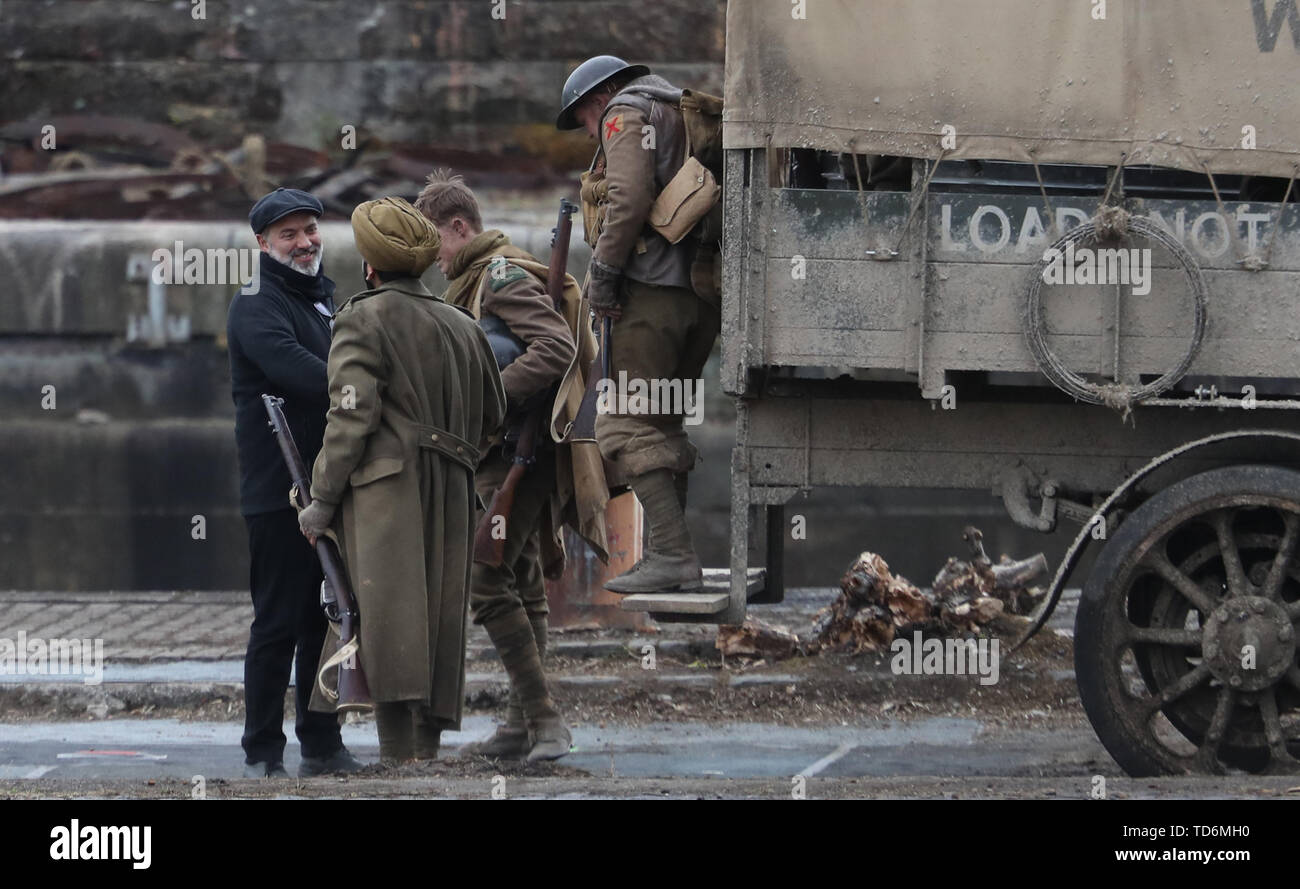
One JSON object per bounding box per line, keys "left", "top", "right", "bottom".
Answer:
{"left": 618, "top": 567, "right": 766, "bottom": 622}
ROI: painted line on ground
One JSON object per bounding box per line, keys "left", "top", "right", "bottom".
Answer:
{"left": 797, "top": 742, "right": 857, "bottom": 777}
{"left": 56, "top": 750, "right": 168, "bottom": 761}
{"left": 0, "top": 765, "right": 56, "bottom": 779}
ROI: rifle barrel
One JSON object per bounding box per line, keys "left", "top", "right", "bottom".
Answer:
{"left": 261, "top": 393, "right": 372, "bottom": 710}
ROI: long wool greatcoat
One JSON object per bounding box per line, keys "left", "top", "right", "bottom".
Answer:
{"left": 308, "top": 277, "right": 506, "bottom": 727}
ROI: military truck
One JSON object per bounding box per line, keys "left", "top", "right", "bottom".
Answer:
{"left": 620, "top": 0, "right": 1300, "bottom": 776}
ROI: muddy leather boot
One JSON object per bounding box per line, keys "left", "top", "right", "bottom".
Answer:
{"left": 461, "top": 691, "right": 527, "bottom": 759}
{"left": 482, "top": 610, "right": 571, "bottom": 762}
{"left": 526, "top": 713, "right": 572, "bottom": 762}
{"left": 374, "top": 702, "right": 414, "bottom": 765}
{"left": 462, "top": 702, "right": 527, "bottom": 759}
{"left": 522, "top": 615, "right": 569, "bottom": 762}
{"left": 411, "top": 704, "right": 442, "bottom": 761}
{"left": 604, "top": 469, "right": 704, "bottom": 594}
{"left": 462, "top": 617, "right": 548, "bottom": 759}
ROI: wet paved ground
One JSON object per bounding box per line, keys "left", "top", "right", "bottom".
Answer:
{"left": 2, "top": 714, "right": 1099, "bottom": 785}
{"left": 1, "top": 711, "right": 1103, "bottom": 782}
{"left": 3, "top": 717, "right": 1292, "bottom": 800}
{"left": 0, "top": 585, "right": 1126, "bottom": 798}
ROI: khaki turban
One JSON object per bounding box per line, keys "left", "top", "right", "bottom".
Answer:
{"left": 351, "top": 197, "right": 441, "bottom": 277}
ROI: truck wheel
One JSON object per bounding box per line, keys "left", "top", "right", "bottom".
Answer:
{"left": 1075, "top": 465, "right": 1300, "bottom": 776}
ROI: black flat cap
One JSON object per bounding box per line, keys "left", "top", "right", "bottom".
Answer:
{"left": 248, "top": 187, "right": 324, "bottom": 234}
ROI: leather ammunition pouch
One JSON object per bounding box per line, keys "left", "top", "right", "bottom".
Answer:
{"left": 648, "top": 155, "right": 721, "bottom": 245}
{"left": 690, "top": 242, "right": 722, "bottom": 308}
{"left": 579, "top": 164, "right": 609, "bottom": 249}
{"left": 696, "top": 199, "right": 724, "bottom": 246}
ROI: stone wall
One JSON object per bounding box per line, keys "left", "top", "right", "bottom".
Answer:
{"left": 2, "top": 0, "right": 727, "bottom": 163}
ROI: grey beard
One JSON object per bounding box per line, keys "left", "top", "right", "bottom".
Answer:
{"left": 268, "top": 241, "right": 324, "bottom": 277}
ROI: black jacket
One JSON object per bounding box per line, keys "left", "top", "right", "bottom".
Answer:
{"left": 227, "top": 251, "right": 336, "bottom": 516}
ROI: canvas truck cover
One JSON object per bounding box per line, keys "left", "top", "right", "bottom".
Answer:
{"left": 724, "top": 0, "right": 1300, "bottom": 179}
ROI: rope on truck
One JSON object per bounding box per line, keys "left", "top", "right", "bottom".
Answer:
{"left": 1252, "top": 164, "right": 1299, "bottom": 272}
{"left": 1022, "top": 210, "right": 1208, "bottom": 417}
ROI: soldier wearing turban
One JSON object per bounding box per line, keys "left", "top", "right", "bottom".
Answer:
{"left": 300, "top": 197, "right": 507, "bottom": 762}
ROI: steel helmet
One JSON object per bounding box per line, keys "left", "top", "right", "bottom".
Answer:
{"left": 556, "top": 55, "right": 650, "bottom": 130}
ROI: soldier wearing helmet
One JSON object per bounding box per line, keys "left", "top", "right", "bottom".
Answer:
{"left": 558, "top": 55, "right": 721, "bottom": 596}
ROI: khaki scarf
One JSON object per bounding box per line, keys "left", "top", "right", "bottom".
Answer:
{"left": 442, "top": 229, "right": 535, "bottom": 316}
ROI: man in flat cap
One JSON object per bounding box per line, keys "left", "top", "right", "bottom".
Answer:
{"left": 227, "top": 187, "right": 361, "bottom": 778}
{"left": 298, "top": 197, "right": 507, "bottom": 763}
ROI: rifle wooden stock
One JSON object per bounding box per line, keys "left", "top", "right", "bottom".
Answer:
{"left": 472, "top": 408, "right": 539, "bottom": 565}
{"left": 471, "top": 199, "right": 576, "bottom": 567}
{"left": 571, "top": 314, "right": 611, "bottom": 443}
{"left": 261, "top": 394, "right": 372, "bottom": 712}
{"left": 545, "top": 200, "right": 574, "bottom": 303}
{"left": 472, "top": 482, "right": 517, "bottom": 565}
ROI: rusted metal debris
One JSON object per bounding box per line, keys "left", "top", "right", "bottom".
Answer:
{"left": 0, "top": 114, "right": 576, "bottom": 219}
{"left": 0, "top": 168, "right": 240, "bottom": 220}
{"left": 0, "top": 115, "right": 203, "bottom": 170}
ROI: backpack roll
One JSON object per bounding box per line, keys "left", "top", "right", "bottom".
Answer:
{"left": 679, "top": 88, "right": 724, "bottom": 175}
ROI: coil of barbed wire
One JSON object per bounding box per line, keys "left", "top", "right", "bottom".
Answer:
{"left": 1022, "top": 209, "right": 1208, "bottom": 411}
